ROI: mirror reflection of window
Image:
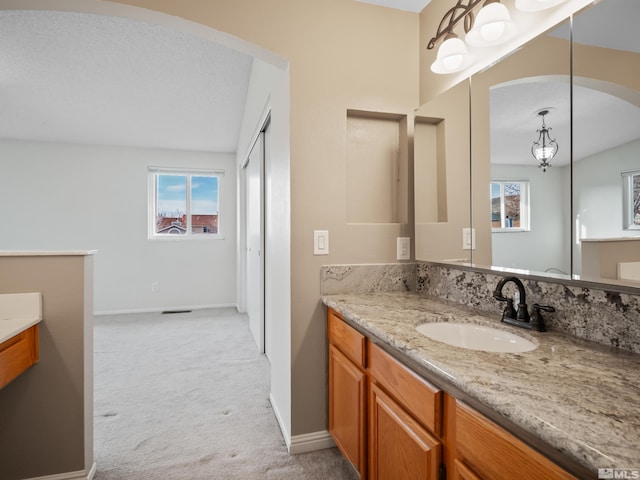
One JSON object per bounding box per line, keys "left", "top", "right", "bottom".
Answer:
{"left": 491, "top": 180, "right": 530, "bottom": 231}
{"left": 622, "top": 170, "right": 640, "bottom": 230}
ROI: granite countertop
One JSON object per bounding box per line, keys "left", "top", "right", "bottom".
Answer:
{"left": 322, "top": 292, "right": 640, "bottom": 475}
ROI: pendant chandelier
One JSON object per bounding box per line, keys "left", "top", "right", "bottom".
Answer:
{"left": 531, "top": 109, "right": 558, "bottom": 172}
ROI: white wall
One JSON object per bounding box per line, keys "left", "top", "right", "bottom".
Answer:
{"left": 0, "top": 139, "right": 237, "bottom": 313}
{"left": 491, "top": 163, "right": 570, "bottom": 274}
{"left": 235, "top": 58, "right": 293, "bottom": 444}
{"left": 573, "top": 138, "right": 640, "bottom": 274}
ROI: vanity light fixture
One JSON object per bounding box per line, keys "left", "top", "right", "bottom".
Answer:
{"left": 428, "top": 0, "right": 569, "bottom": 74}
{"left": 427, "top": 0, "right": 516, "bottom": 74}
{"left": 427, "top": 0, "right": 483, "bottom": 73}
{"left": 430, "top": 33, "right": 476, "bottom": 74}
{"left": 465, "top": 0, "right": 516, "bottom": 47}
{"left": 515, "top": 0, "right": 569, "bottom": 12}
{"left": 531, "top": 109, "right": 558, "bottom": 172}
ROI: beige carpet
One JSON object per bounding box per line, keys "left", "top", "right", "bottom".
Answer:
{"left": 94, "top": 308, "right": 358, "bottom": 480}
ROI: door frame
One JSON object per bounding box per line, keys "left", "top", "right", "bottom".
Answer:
{"left": 239, "top": 108, "right": 271, "bottom": 356}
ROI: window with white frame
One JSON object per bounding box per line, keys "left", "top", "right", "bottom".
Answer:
{"left": 622, "top": 169, "right": 640, "bottom": 230}
{"left": 491, "top": 180, "right": 530, "bottom": 231}
{"left": 149, "top": 168, "right": 223, "bottom": 239}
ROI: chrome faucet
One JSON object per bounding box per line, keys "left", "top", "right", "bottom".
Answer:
{"left": 492, "top": 276, "right": 554, "bottom": 332}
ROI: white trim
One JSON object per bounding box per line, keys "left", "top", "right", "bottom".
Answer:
{"left": 148, "top": 166, "right": 225, "bottom": 176}
{"left": 240, "top": 98, "right": 271, "bottom": 169}
{"left": 25, "top": 462, "right": 96, "bottom": 480}
{"left": 289, "top": 431, "right": 336, "bottom": 455}
{"left": 87, "top": 462, "right": 96, "bottom": 480}
{"left": 269, "top": 393, "right": 291, "bottom": 450}
{"left": 93, "top": 304, "right": 237, "bottom": 316}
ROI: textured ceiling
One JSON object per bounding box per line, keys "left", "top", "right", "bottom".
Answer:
{"left": 491, "top": 0, "right": 640, "bottom": 167}
{"left": 0, "top": 11, "right": 253, "bottom": 152}
{"left": 1, "top": 2, "right": 637, "bottom": 159}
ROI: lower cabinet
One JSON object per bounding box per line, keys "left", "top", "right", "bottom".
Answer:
{"left": 452, "top": 400, "right": 576, "bottom": 480}
{"left": 0, "top": 324, "right": 39, "bottom": 389}
{"left": 328, "top": 308, "right": 367, "bottom": 477}
{"left": 369, "top": 382, "right": 441, "bottom": 480}
{"left": 327, "top": 308, "right": 577, "bottom": 480}
{"left": 452, "top": 459, "right": 483, "bottom": 480}
{"left": 329, "top": 344, "right": 367, "bottom": 477}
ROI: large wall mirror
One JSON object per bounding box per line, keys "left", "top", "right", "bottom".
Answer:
{"left": 415, "top": 0, "right": 640, "bottom": 290}
{"left": 572, "top": 0, "right": 640, "bottom": 284}
{"left": 470, "top": 18, "right": 571, "bottom": 276}
{"left": 414, "top": 80, "right": 471, "bottom": 263}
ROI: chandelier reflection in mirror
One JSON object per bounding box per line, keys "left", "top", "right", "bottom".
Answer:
{"left": 428, "top": 0, "right": 569, "bottom": 74}
{"left": 531, "top": 109, "right": 558, "bottom": 172}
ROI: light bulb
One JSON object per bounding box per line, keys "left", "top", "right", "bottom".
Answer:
{"left": 465, "top": 1, "right": 516, "bottom": 47}
{"left": 481, "top": 21, "right": 506, "bottom": 42}
{"left": 430, "top": 36, "right": 475, "bottom": 74}
{"left": 442, "top": 54, "right": 464, "bottom": 71}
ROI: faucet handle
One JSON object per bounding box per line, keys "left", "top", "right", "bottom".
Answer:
{"left": 530, "top": 304, "right": 555, "bottom": 332}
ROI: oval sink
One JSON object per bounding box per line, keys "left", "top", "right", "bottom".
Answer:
{"left": 415, "top": 322, "right": 537, "bottom": 353}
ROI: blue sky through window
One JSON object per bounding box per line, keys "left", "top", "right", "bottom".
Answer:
{"left": 192, "top": 176, "right": 218, "bottom": 214}
{"left": 157, "top": 175, "right": 186, "bottom": 216}
{"left": 156, "top": 174, "right": 219, "bottom": 216}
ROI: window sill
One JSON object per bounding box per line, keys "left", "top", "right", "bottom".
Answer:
{"left": 492, "top": 229, "right": 529, "bottom": 233}
{"left": 148, "top": 235, "right": 225, "bottom": 241}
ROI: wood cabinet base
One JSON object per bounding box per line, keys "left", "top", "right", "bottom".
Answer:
{"left": 0, "top": 325, "right": 39, "bottom": 389}
{"left": 369, "top": 382, "right": 441, "bottom": 480}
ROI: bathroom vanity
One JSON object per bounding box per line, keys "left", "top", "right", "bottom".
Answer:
{"left": 324, "top": 292, "right": 640, "bottom": 479}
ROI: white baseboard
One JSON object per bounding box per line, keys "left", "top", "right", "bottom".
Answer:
{"left": 94, "top": 304, "right": 237, "bottom": 316}
{"left": 269, "top": 393, "right": 291, "bottom": 448}
{"left": 289, "top": 430, "right": 336, "bottom": 454}
{"left": 268, "top": 394, "right": 336, "bottom": 454}
{"left": 26, "top": 462, "right": 96, "bottom": 480}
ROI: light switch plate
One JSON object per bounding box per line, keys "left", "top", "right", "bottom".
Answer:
{"left": 314, "top": 230, "right": 329, "bottom": 255}
{"left": 397, "top": 237, "right": 410, "bottom": 260}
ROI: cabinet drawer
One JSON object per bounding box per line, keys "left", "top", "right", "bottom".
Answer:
{"left": 328, "top": 308, "right": 366, "bottom": 368}
{"left": 455, "top": 401, "right": 576, "bottom": 480}
{"left": 0, "top": 325, "right": 39, "bottom": 389}
{"left": 368, "top": 342, "right": 442, "bottom": 436}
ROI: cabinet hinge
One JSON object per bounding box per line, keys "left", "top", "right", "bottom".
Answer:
{"left": 438, "top": 463, "right": 446, "bottom": 480}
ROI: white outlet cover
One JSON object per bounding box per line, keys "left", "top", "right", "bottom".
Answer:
{"left": 462, "top": 228, "right": 476, "bottom": 250}
{"left": 397, "top": 237, "right": 410, "bottom": 260}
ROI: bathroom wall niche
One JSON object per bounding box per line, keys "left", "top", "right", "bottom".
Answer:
{"left": 346, "top": 109, "right": 409, "bottom": 224}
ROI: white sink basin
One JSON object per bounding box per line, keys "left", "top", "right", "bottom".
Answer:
{"left": 415, "top": 322, "right": 537, "bottom": 353}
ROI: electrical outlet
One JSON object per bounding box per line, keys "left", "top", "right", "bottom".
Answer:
{"left": 151, "top": 282, "right": 159, "bottom": 293}
{"left": 397, "top": 237, "right": 410, "bottom": 260}
{"left": 462, "top": 228, "right": 476, "bottom": 250}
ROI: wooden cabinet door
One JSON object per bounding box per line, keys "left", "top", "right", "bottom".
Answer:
{"left": 453, "top": 459, "right": 483, "bottom": 480}
{"left": 329, "top": 344, "right": 367, "bottom": 477}
{"left": 455, "top": 401, "right": 576, "bottom": 480}
{"left": 369, "top": 382, "right": 441, "bottom": 480}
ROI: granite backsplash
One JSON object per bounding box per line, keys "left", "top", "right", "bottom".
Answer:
{"left": 320, "top": 262, "right": 640, "bottom": 354}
